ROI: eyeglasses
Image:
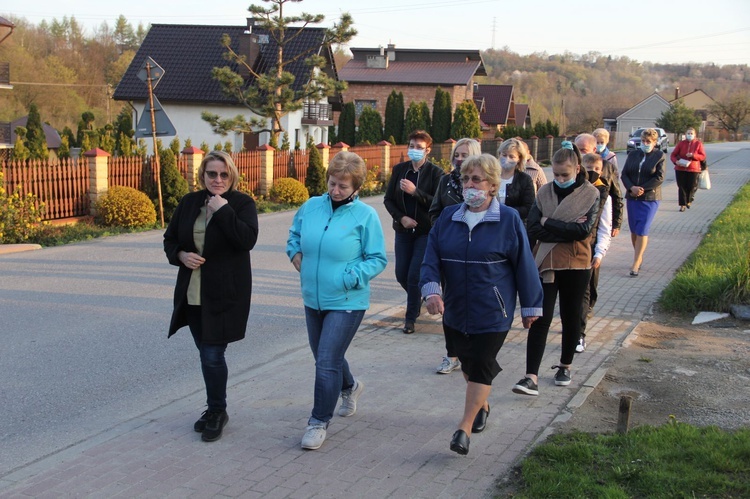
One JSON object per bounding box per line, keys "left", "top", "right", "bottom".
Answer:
{"left": 205, "top": 171, "right": 229, "bottom": 180}
{"left": 460, "top": 175, "right": 487, "bottom": 184}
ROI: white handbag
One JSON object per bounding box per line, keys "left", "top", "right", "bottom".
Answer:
{"left": 698, "top": 170, "right": 711, "bottom": 190}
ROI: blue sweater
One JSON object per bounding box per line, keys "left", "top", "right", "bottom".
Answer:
{"left": 287, "top": 194, "right": 387, "bottom": 311}
{"left": 420, "top": 199, "right": 543, "bottom": 334}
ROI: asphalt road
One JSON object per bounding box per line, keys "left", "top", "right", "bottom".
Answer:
{"left": 0, "top": 141, "right": 740, "bottom": 478}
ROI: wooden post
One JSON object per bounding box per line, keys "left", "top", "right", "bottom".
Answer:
{"left": 616, "top": 395, "right": 633, "bottom": 434}
{"left": 181, "top": 146, "right": 204, "bottom": 190}
{"left": 84, "top": 147, "right": 111, "bottom": 217}
{"left": 258, "top": 144, "right": 275, "bottom": 196}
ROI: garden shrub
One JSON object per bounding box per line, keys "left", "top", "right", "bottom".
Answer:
{"left": 0, "top": 170, "right": 45, "bottom": 243}
{"left": 157, "top": 148, "right": 189, "bottom": 222}
{"left": 96, "top": 186, "right": 157, "bottom": 228}
{"left": 305, "top": 145, "right": 327, "bottom": 197}
{"left": 269, "top": 177, "right": 309, "bottom": 205}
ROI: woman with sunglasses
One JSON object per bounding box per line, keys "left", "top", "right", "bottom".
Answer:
{"left": 164, "top": 150, "right": 259, "bottom": 443}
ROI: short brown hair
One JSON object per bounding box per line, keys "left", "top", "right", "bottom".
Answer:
{"left": 198, "top": 150, "right": 240, "bottom": 191}
{"left": 582, "top": 153, "right": 603, "bottom": 170}
{"left": 641, "top": 128, "right": 659, "bottom": 142}
{"left": 407, "top": 129, "right": 433, "bottom": 148}
{"left": 327, "top": 151, "right": 367, "bottom": 190}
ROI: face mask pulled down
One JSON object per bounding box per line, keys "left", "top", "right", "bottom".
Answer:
{"left": 463, "top": 187, "right": 489, "bottom": 208}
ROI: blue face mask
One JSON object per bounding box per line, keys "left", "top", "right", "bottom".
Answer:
{"left": 554, "top": 178, "right": 576, "bottom": 189}
{"left": 596, "top": 144, "right": 606, "bottom": 153}
{"left": 408, "top": 149, "right": 425, "bottom": 162}
{"left": 640, "top": 143, "right": 654, "bottom": 153}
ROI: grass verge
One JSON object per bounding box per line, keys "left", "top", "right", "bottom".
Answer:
{"left": 502, "top": 421, "right": 750, "bottom": 498}
{"left": 659, "top": 182, "right": 750, "bottom": 313}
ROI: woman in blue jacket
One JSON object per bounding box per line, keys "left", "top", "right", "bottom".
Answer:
{"left": 420, "top": 154, "right": 543, "bottom": 456}
{"left": 287, "top": 151, "right": 387, "bottom": 451}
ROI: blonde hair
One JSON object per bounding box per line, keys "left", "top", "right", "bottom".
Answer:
{"left": 460, "top": 154, "right": 501, "bottom": 195}
{"left": 327, "top": 151, "right": 367, "bottom": 190}
{"left": 198, "top": 150, "right": 240, "bottom": 191}
{"left": 593, "top": 128, "right": 610, "bottom": 144}
{"left": 452, "top": 138, "right": 481, "bottom": 157}
{"left": 497, "top": 138, "right": 528, "bottom": 170}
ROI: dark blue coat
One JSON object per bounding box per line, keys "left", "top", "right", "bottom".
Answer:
{"left": 420, "top": 198, "right": 543, "bottom": 334}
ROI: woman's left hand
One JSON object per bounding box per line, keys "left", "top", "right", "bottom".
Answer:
{"left": 399, "top": 178, "right": 416, "bottom": 195}
{"left": 291, "top": 252, "right": 302, "bottom": 272}
{"left": 207, "top": 195, "right": 228, "bottom": 214}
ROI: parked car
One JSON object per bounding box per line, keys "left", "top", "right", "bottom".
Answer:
{"left": 626, "top": 127, "right": 669, "bottom": 153}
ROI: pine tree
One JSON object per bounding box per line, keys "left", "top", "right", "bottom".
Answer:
{"left": 201, "top": 0, "right": 356, "bottom": 145}
{"left": 384, "top": 91, "right": 405, "bottom": 145}
{"left": 305, "top": 143, "right": 327, "bottom": 197}
{"left": 117, "top": 132, "right": 133, "bottom": 157}
{"left": 169, "top": 137, "right": 181, "bottom": 157}
{"left": 200, "top": 141, "right": 210, "bottom": 154}
{"left": 338, "top": 102, "right": 356, "bottom": 146}
{"left": 281, "top": 132, "right": 291, "bottom": 151}
{"left": 25, "top": 104, "right": 49, "bottom": 160}
{"left": 431, "top": 88, "right": 452, "bottom": 143}
{"left": 356, "top": 106, "right": 383, "bottom": 145}
{"left": 58, "top": 135, "right": 70, "bottom": 159}
{"left": 114, "top": 107, "right": 134, "bottom": 156}
{"left": 223, "top": 141, "right": 233, "bottom": 153}
{"left": 404, "top": 101, "right": 431, "bottom": 141}
{"left": 11, "top": 127, "right": 30, "bottom": 161}
{"left": 157, "top": 148, "right": 189, "bottom": 222}
{"left": 451, "top": 101, "right": 481, "bottom": 140}
{"left": 76, "top": 111, "right": 95, "bottom": 148}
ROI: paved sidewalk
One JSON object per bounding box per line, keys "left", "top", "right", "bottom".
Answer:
{"left": 2, "top": 148, "right": 748, "bottom": 498}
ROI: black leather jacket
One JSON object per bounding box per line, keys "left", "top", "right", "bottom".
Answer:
{"left": 621, "top": 149, "right": 666, "bottom": 201}
{"left": 384, "top": 160, "right": 444, "bottom": 235}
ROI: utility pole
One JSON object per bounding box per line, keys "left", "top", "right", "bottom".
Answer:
{"left": 145, "top": 61, "right": 165, "bottom": 228}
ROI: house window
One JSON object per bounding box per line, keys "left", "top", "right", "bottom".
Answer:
{"left": 354, "top": 100, "right": 377, "bottom": 119}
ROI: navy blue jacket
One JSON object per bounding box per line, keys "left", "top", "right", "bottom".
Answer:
{"left": 420, "top": 199, "right": 543, "bottom": 334}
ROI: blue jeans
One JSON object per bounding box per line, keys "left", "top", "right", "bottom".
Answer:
{"left": 394, "top": 231, "right": 428, "bottom": 324}
{"left": 305, "top": 307, "right": 366, "bottom": 424}
{"left": 188, "top": 306, "right": 228, "bottom": 412}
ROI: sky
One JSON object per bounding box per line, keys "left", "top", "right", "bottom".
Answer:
{"left": 6, "top": 0, "right": 750, "bottom": 66}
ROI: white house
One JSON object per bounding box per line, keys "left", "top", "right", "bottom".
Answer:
{"left": 113, "top": 20, "right": 338, "bottom": 154}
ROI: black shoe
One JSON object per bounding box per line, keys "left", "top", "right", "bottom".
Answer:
{"left": 512, "top": 377, "right": 539, "bottom": 396}
{"left": 403, "top": 322, "right": 415, "bottom": 334}
{"left": 201, "top": 410, "right": 229, "bottom": 442}
{"left": 450, "top": 429, "right": 470, "bottom": 455}
{"left": 194, "top": 409, "right": 210, "bottom": 432}
{"left": 553, "top": 365, "right": 571, "bottom": 386}
{"left": 472, "top": 404, "right": 490, "bottom": 433}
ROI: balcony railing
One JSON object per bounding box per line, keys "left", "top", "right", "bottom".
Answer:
{"left": 0, "top": 62, "right": 9, "bottom": 87}
{"left": 302, "top": 102, "right": 333, "bottom": 125}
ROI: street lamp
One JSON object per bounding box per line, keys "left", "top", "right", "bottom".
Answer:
{"left": 0, "top": 16, "right": 14, "bottom": 45}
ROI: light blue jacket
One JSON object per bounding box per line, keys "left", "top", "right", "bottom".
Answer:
{"left": 287, "top": 194, "right": 387, "bottom": 311}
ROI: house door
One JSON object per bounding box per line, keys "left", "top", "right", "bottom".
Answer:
{"left": 244, "top": 132, "right": 259, "bottom": 150}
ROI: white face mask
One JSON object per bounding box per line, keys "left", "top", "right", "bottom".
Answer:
{"left": 462, "top": 187, "right": 489, "bottom": 208}
{"left": 500, "top": 157, "right": 517, "bottom": 171}
{"left": 686, "top": 134, "right": 695, "bottom": 141}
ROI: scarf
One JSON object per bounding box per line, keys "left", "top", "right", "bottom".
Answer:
{"left": 448, "top": 167, "right": 462, "bottom": 195}
{"left": 534, "top": 181, "right": 599, "bottom": 282}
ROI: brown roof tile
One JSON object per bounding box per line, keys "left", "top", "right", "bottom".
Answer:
{"left": 474, "top": 84, "right": 513, "bottom": 126}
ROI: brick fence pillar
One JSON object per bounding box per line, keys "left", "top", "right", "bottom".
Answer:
{"left": 258, "top": 144, "right": 275, "bottom": 196}
{"left": 84, "top": 147, "right": 111, "bottom": 216}
{"left": 317, "top": 143, "right": 330, "bottom": 170}
{"left": 377, "top": 140, "right": 391, "bottom": 181}
{"left": 182, "top": 146, "right": 205, "bottom": 190}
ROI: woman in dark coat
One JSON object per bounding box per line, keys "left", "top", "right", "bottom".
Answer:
{"left": 383, "top": 129, "right": 444, "bottom": 334}
{"left": 496, "top": 138, "right": 536, "bottom": 223}
{"left": 164, "top": 150, "right": 259, "bottom": 442}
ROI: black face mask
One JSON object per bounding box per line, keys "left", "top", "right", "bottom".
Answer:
{"left": 588, "top": 171, "right": 600, "bottom": 183}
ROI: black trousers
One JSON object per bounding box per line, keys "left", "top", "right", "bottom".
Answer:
{"left": 526, "top": 269, "right": 591, "bottom": 375}
{"left": 580, "top": 264, "right": 600, "bottom": 337}
{"left": 675, "top": 170, "right": 700, "bottom": 207}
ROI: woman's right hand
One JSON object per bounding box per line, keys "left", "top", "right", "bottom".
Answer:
{"left": 178, "top": 251, "right": 205, "bottom": 270}
{"left": 400, "top": 216, "right": 418, "bottom": 229}
{"left": 425, "top": 295, "right": 444, "bottom": 315}
{"left": 291, "top": 252, "right": 302, "bottom": 272}
{"left": 630, "top": 186, "right": 644, "bottom": 197}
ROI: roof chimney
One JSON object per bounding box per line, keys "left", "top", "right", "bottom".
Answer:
{"left": 675, "top": 86, "right": 680, "bottom": 100}
{"left": 246, "top": 17, "right": 255, "bottom": 34}
{"left": 386, "top": 43, "right": 396, "bottom": 61}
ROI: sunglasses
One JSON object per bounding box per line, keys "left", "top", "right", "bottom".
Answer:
{"left": 205, "top": 171, "right": 229, "bottom": 180}
{"left": 460, "top": 175, "right": 487, "bottom": 184}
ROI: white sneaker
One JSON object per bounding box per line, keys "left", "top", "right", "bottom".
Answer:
{"left": 338, "top": 379, "right": 364, "bottom": 417}
{"left": 576, "top": 337, "right": 587, "bottom": 353}
{"left": 301, "top": 422, "right": 327, "bottom": 450}
{"left": 436, "top": 356, "right": 461, "bottom": 374}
